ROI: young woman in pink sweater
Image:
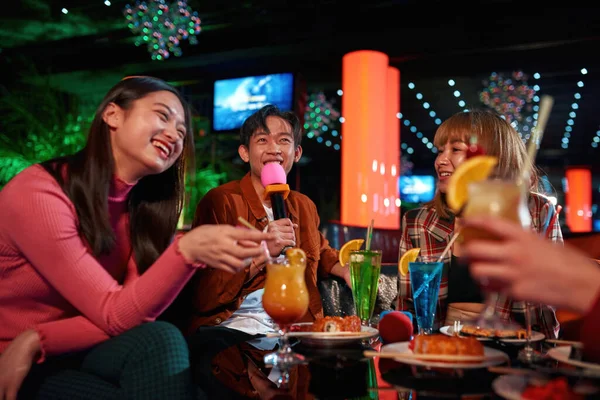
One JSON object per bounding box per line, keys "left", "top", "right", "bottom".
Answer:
{"left": 0, "top": 76, "right": 272, "bottom": 399}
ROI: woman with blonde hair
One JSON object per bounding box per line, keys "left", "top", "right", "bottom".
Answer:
{"left": 397, "top": 109, "right": 561, "bottom": 338}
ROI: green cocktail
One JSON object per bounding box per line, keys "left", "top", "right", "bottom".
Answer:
{"left": 349, "top": 249, "right": 382, "bottom": 326}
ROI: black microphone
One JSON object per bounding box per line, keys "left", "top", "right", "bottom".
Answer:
{"left": 261, "top": 163, "right": 292, "bottom": 254}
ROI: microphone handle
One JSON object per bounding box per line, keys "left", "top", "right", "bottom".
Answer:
{"left": 270, "top": 193, "right": 287, "bottom": 220}
{"left": 269, "top": 193, "right": 293, "bottom": 254}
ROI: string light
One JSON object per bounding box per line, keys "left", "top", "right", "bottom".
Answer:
{"left": 563, "top": 68, "right": 586, "bottom": 149}
{"left": 447, "top": 79, "right": 469, "bottom": 111}
{"left": 520, "top": 72, "right": 541, "bottom": 142}
{"left": 123, "top": 0, "right": 201, "bottom": 61}
{"left": 480, "top": 70, "right": 537, "bottom": 141}
{"left": 398, "top": 112, "right": 437, "bottom": 155}
{"left": 480, "top": 70, "right": 536, "bottom": 124}
{"left": 407, "top": 82, "right": 443, "bottom": 126}
{"left": 591, "top": 127, "right": 600, "bottom": 149}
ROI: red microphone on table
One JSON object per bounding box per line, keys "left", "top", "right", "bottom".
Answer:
{"left": 260, "top": 163, "right": 292, "bottom": 253}
{"left": 378, "top": 311, "right": 413, "bottom": 344}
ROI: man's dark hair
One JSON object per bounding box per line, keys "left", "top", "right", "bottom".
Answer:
{"left": 239, "top": 105, "right": 302, "bottom": 148}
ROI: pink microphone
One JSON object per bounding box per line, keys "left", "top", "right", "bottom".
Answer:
{"left": 260, "top": 163, "right": 291, "bottom": 222}
{"left": 261, "top": 162, "right": 287, "bottom": 188}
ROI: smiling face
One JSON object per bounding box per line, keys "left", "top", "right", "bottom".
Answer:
{"left": 104, "top": 90, "right": 187, "bottom": 183}
{"left": 434, "top": 139, "right": 469, "bottom": 193}
{"left": 238, "top": 115, "right": 302, "bottom": 184}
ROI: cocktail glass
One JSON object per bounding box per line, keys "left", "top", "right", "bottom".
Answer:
{"left": 461, "top": 179, "right": 530, "bottom": 331}
{"left": 518, "top": 301, "right": 545, "bottom": 363}
{"left": 409, "top": 257, "right": 443, "bottom": 335}
{"left": 349, "top": 249, "right": 382, "bottom": 326}
{"left": 263, "top": 249, "right": 309, "bottom": 386}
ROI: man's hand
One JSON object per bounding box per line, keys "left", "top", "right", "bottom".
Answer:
{"left": 330, "top": 262, "right": 352, "bottom": 288}
{"left": 265, "top": 219, "right": 297, "bottom": 257}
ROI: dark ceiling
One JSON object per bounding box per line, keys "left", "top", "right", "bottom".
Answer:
{"left": 2, "top": 0, "right": 600, "bottom": 172}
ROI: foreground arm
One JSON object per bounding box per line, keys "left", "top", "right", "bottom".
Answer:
{"left": 2, "top": 172, "right": 271, "bottom": 357}
{"left": 461, "top": 216, "right": 600, "bottom": 314}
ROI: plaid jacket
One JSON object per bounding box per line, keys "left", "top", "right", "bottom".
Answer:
{"left": 397, "top": 192, "right": 563, "bottom": 339}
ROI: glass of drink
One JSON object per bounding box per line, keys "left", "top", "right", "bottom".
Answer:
{"left": 518, "top": 301, "right": 544, "bottom": 363}
{"left": 263, "top": 248, "right": 309, "bottom": 381}
{"left": 409, "top": 257, "right": 443, "bottom": 335}
{"left": 349, "top": 249, "right": 382, "bottom": 326}
{"left": 461, "top": 179, "right": 531, "bottom": 330}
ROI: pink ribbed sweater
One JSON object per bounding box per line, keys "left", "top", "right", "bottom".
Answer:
{"left": 0, "top": 165, "right": 197, "bottom": 361}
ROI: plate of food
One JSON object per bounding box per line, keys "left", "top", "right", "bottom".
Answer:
{"left": 493, "top": 374, "right": 598, "bottom": 400}
{"left": 440, "top": 324, "right": 545, "bottom": 344}
{"left": 547, "top": 346, "right": 600, "bottom": 372}
{"left": 286, "top": 316, "right": 379, "bottom": 347}
{"left": 380, "top": 334, "right": 509, "bottom": 369}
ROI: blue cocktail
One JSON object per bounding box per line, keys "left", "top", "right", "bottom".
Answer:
{"left": 409, "top": 261, "right": 443, "bottom": 335}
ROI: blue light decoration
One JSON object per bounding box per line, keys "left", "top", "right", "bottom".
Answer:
{"left": 123, "top": 0, "right": 201, "bottom": 61}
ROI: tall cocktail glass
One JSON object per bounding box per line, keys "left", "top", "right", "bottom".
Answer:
{"left": 461, "top": 179, "right": 531, "bottom": 330}
{"left": 263, "top": 249, "right": 309, "bottom": 385}
{"left": 409, "top": 257, "right": 443, "bottom": 335}
{"left": 349, "top": 249, "right": 382, "bottom": 326}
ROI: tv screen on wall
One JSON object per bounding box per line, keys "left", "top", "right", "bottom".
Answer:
{"left": 399, "top": 175, "right": 436, "bottom": 203}
{"left": 212, "top": 72, "right": 295, "bottom": 132}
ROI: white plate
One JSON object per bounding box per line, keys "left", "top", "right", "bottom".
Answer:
{"left": 547, "top": 346, "right": 600, "bottom": 372}
{"left": 492, "top": 375, "right": 528, "bottom": 400}
{"left": 380, "top": 341, "right": 509, "bottom": 369}
{"left": 289, "top": 322, "right": 379, "bottom": 347}
{"left": 440, "top": 325, "right": 545, "bottom": 344}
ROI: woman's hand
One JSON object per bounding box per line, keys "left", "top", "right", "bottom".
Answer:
{"left": 179, "top": 225, "right": 274, "bottom": 274}
{"left": 462, "top": 216, "right": 600, "bottom": 314}
{"left": 0, "top": 329, "right": 41, "bottom": 400}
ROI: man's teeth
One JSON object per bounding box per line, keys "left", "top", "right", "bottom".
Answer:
{"left": 152, "top": 140, "right": 170, "bottom": 156}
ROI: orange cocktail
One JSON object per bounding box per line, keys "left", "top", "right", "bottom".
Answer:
{"left": 263, "top": 248, "right": 309, "bottom": 375}
{"left": 461, "top": 179, "right": 531, "bottom": 244}
{"left": 263, "top": 258, "right": 309, "bottom": 326}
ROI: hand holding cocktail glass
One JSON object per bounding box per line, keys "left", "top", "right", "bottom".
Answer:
{"left": 443, "top": 96, "right": 555, "bottom": 333}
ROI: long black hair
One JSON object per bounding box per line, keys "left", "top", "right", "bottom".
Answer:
{"left": 42, "top": 76, "right": 194, "bottom": 273}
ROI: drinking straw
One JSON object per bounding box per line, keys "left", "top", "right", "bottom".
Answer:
{"left": 545, "top": 204, "right": 562, "bottom": 239}
{"left": 358, "top": 218, "right": 375, "bottom": 318}
{"left": 237, "top": 216, "right": 271, "bottom": 262}
{"left": 518, "top": 95, "right": 554, "bottom": 185}
{"left": 437, "top": 230, "right": 461, "bottom": 263}
{"left": 540, "top": 203, "right": 555, "bottom": 235}
{"left": 365, "top": 219, "right": 374, "bottom": 251}
{"left": 412, "top": 262, "right": 443, "bottom": 299}
{"left": 237, "top": 216, "right": 257, "bottom": 231}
